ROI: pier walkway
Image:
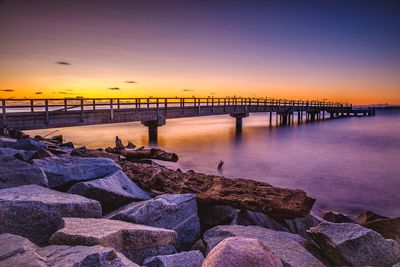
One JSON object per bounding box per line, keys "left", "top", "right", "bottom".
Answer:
{"left": 0, "top": 97, "right": 375, "bottom": 142}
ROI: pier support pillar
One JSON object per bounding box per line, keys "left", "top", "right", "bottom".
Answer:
{"left": 277, "top": 112, "right": 292, "bottom": 126}
{"left": 141, "top": 117, "right": 166, "bottom": 143}
{"left": 230, "top": 112, "right": 249, "bottom": 132}
{"left": 269, "top": 111, "right": 272, "bottom": 127}
{"left": 307, "top": 111, "right": 318, "bottom": 122}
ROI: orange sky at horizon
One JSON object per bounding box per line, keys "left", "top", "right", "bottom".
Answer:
{"left": 0, "top": 1, "right": 399, "bottom": 105}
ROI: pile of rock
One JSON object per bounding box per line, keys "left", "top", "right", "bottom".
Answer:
{"left": 0, "top": 132, "right": 399, "bottom": 267}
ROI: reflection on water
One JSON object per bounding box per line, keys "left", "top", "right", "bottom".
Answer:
{"left": 27, "top": 110, "right": 400, "bottom": 217}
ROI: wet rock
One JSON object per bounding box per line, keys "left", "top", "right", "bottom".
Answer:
{"left": 0, "top": 233, "right": 46, "bottom": 267}
{"left": 60, "top": 142, "right": 74, "bottom": 148}
{"left": 30, "top": 148, "right": 56, "bottom": 159}
{"left": 231, "top": 210, "right": 289, "bottom": 232}
{"left": 284, "top": 214, "right": 322, "bottom": 240}
{"left": 356, "top": 211, "right": 400, "bottom": 244}
{"left": 109, "top": 194, "right": 200, "bottom": 250}
{"left": 14, "top": 138, "right": 48, "bottom": 150}
{"left": 32, "top": 156, "right": 121, "bottom": 190}
{"left": 68, "top": 170, "right": 151, "bottom": 212}
{"left": 49, "top": 217, "right": 177, "bottom": 264}
{"left": 191, "top": 239, "right": 206, "bottom": 256}
{"left": 7, "top": 129, "right": 29, "bottom": 139}
{"left": 198, "top": 205, "right": 238, "bottom": 230}
{"left": 40, "top": 245, "right": 139, "bottom": 267}
{"left": 49, "top": 135, "right": 63, "bottom": 143}
{"left": 204, "top": 225, "right": 324, "bottom": 267}
{"left": 143, "top": 250, "right": 204, "bottom": 267}
{"left": 0, "top": 136, "right": 17, "bottom": 147}
{"left": 121, "top": 161, "right": 315, "bottom": 219}
{"left": 0, "top": 185, "right": 102, "bottom": 244}
{"left": 70, "top": 147, "right": 91, "bottom": 157}
{"left": 202, "top": 237, "right": 283, "bottom": 267}
{"left": 321, "top": 210, "right": 354, "bottom": 223}
{"left": 0, "top": 156, "right": 48, "bottom": 189}
{"left": 14, "top": 150, "right": 36, "bottom": 161}
{"left": 308, "top": 222, "right": 400, "bottom": 266}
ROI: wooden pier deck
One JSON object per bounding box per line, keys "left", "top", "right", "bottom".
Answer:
{"left": 0, "top": 97, "right": 374, "bottom": 141}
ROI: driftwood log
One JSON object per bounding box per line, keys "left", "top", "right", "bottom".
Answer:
{"left": 109, "top": 148, "right": 178, "bottom": 162}
{"left": 121, "top": 161, "right": 315, "bottom": 219}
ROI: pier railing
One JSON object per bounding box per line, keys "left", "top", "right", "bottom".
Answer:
{"left": 0, "top": 97, "right": 350, "bottom": 115}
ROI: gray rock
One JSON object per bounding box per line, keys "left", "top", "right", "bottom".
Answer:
{"left": 49, "top": 217, "right": 177, "bottom": 265}
{"left": 202, "top": 237, "right": 283, "bottom": 267}
{"left": 11, "top": 138, "right": 48, "bottom": 150}
{"left": 198, "top": 205, "right": 238, "bottom": 229}
{"left": 0, "top": 156, "right": 48, "bottom": 189}
{"left": 204, "top": 225, "right": 324, "bottom": 267}
{"left": 39, "top": 245, "right": 139, "bottom": 267}
{"left": 68, "top": 170, "right": 151, "bottom": 212}
{"left": 0, "top": 233, "right": 46, "bottom": 267}
{"left": 284, "top": 214, "right": 323, "bottom": 240}
{"left": 109, "top": 194, "right": 200, "bottom": 250}
{"left": 0, "top": 185, "right": 102, "bottom": 244}
{"left": 231, "top": 210, "right": 289, "bottom": 232}
{"left": 0, "top": 233, "right": 139, "bottom": 267}
{"left": 32, "top": 156, "right": 121, "bottom": 190}
{"left": 0, "top": 147, "right": 23, "bottom": 156}
{"left": 321, "top": 210, "right": 354, "bottom": 223}
{"left": 0, "top": 136, "right": 18, "bottom": 148}
{"left": 143, "top": 250, "right": 204, "bottom": 267}
{"left": 308, "top": 222, "right": 400, "bottom": 266}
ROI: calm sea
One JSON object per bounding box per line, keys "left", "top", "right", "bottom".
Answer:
{"left": 27, "top": 109, "right": 400, "bottom": 217}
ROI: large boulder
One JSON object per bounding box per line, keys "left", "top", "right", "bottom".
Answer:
{"left": 0, "top": 185, "right": 102, "bottom": 244}
{"left": 39, "top": 245, "right": 139, "bottom": 267}
{"left": 231, "top": 210, "right": 289, "bottom": 232}
{"left": 32, "top": 156, "right": 122, "bottom": 190}
{"left": 0, "top": 233, "right": 46, "bottom": 267}
{"left": 0, "top": 156, "right": 48, "bottom": 189}
{"left": 203, "top": 225, "right": 324, "bottom": 267}
{"left": 143, "top": 250, "right": 204, "bottom": 267}
{"left": 49, "top": 217, "right": 177, "bottom": 264}
{"left": 0, "top": 233, "right": 139, "bottom": 267}
{"left": 0, "top": 138, "right": 48, "bottom": 151}
{"left": 109, "top": 194, "right": 200, "bottom": 250}
{"left": 202, "top": 237, "right": 283, "bottom": 267}
{"left": 356, "top": 211, "right": 400, "bottom": 244}
{"left": 308, "top": 222, "right": 400, "bottom": 266}
{"left": 68, "top": 170, "right": 151, "bottom": 212}
{"left": 121, "top": 161, "right": 315, "bottom": 219}
{"left": 198, "top": 205, "right": 238, "bottom": 230}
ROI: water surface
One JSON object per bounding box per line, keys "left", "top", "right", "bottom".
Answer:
{"left": 28, "top": 109, "right": 400, "bottom": 217}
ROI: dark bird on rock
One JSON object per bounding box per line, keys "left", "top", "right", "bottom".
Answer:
{"left": 218, "top": 160, "right": 224, "bottom": 170}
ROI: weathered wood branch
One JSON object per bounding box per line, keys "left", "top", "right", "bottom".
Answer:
{"left": 120, "top": 161, "right": 315, "bottom": 219}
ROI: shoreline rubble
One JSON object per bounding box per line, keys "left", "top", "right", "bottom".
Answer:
{"left": 0, "top": 130, "right": 399, "bottom": 266}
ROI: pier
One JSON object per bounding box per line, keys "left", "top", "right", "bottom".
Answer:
{"left": 0, "top": 97, "right": 375, "bottom": 142}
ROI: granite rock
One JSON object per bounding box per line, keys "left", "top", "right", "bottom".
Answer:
{"left": 68, "top": 170, "right": 151, "bottom": 212}
{"left": 0, "top": 185, "right": 102, "bottom": 244}
{"left": 109, "top": 194, "right": 200, "bottom": 250}
{"left": 143, "top": 250, "right": 204, "bottom": 267}
{"left": 49, "top": 217, "right": 177, "bottom": 264}
{"left": 202, "top": 237, "right": 283, "bottom": 267}
{"left": 0, "top": 156, "right": 48, "bottom": 189}
{"left": 32, "top": 156, "right": 121, "bottom": 190}
{"left": 308, "top": 222, "right": 400, "bottom": 266}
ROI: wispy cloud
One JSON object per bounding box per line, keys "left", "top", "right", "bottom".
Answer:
{"left": 125, "top": 81, "right": 137, "bottom": 84}
{"left": 35, "top": 92, "right": 43, "bottom": 95}
{"left": 183, "top": 89, "right": 194, "bottom": 92}
{"left": 0, "top": 89, "right": 14, "bottom": 92}
{"left": 56, "top": 61, "right": 71, "bottom": 65}
{"left": 108, "top": 87, "right": 120, "bottom": 90}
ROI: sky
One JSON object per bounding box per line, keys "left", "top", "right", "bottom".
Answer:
{"left": 0, "top": 0, "right": 399, "bottom": 104}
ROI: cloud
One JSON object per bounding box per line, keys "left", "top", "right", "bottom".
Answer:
{"left": 35, "top": 92, "right": 43, "bottom": 95}
{"left": 210, "top": 92, "right": 216, "bottom": 95}
{"left": 108, "top": 87, "right": 120, "bottom": 90}
{"left": 125, "top": 81, "right": 137, "bottom": 84}
{"left": 183, "top": 89, "right": 194, "bottom": 92}
{"left": 0, "top": 89, "right": 14, "bottom": 92}
{"left": 56, "top": 61, "right": 71, "bottom": 65}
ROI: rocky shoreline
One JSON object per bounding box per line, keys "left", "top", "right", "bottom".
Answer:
{"left": 0, "top": 130, "right": 399, "bottom": 267}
